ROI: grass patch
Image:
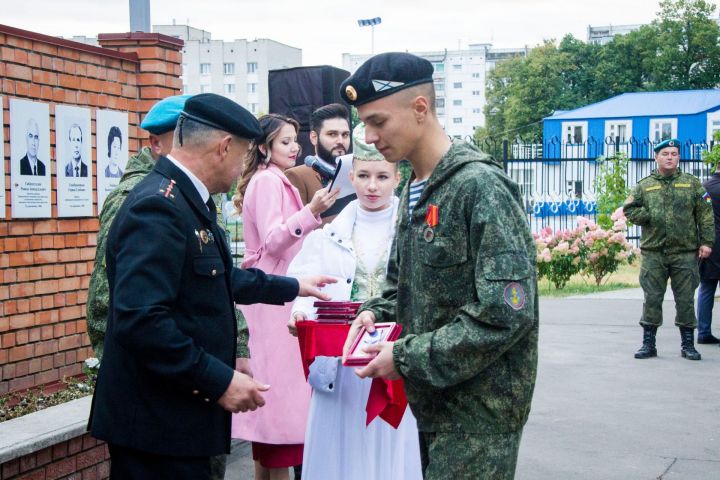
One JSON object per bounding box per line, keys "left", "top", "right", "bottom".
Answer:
{"left": 540, "top": 262, "right": 640, "bottom": 297}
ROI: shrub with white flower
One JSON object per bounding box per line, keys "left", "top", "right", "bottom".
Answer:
{"left": 534, "top": 208, "right": 639, "bottom": 289}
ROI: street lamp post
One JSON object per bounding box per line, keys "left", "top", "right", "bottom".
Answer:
{"left": 357, "top": 17, "right": 382, "bottom": 54}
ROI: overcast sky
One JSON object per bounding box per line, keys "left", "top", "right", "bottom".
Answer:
{"left": 3, "top": 0, "right": 717, "bottom": 66}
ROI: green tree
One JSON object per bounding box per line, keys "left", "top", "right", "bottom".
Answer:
{"left": 653, "top": 0, "right": 720, "bottom": 89}
{"left": 594, "top": 152, "right": 630, "bottom": 228}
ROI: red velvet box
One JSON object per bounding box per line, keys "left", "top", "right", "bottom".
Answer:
{"left": 343, "top": 322, "right": 402, "bottom": 366}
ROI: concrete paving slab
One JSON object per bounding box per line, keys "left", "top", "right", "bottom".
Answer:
{"left": 226, "top": 294, "right": 720, "bottom": 479}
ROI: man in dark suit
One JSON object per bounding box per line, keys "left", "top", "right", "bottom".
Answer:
{"left": 19, "top": 118, "right": 46, "bottom": 176}
{"left": 88, "top": 93, "right": 334, "bottom": 479}
{"left": 285, "top": 103, "right": 353, "bottom": 224}
{"left": 697, "top": 163, "right": 720, "bottom": 345}
{"left": 63, "top": 124, "right": 88, "bottom": 177}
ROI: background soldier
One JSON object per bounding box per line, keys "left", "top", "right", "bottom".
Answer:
{"left": 341, "top": 53, "right": 538, "bottom": 480}
{"left": 624, "top": 139, "right": 714, "bottom": 361}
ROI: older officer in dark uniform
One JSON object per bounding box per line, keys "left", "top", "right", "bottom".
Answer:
{"left": 89, "top": 93, "right": 333, "bottom": 479}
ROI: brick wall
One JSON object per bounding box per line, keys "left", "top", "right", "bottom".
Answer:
{"left": 1, "top": 433, "right": 109, "bottom": 480}
{"left": 0, "top": 24, "right": 183, "bottom": 396}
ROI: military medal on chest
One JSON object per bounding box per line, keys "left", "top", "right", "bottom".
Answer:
{"left": 424, "top": 204, "right": 439, "bottom": 242}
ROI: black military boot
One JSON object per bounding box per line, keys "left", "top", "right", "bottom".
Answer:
{"left": 680, "top": 327, "right": 701, "bottom": 360}
{"left": 634, "top": 325, "right": 658, "bottom": 359}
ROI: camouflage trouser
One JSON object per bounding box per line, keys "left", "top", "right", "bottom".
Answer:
{"left": 210, "top": 454, "right": 226, "bottom": 480}
{"left": 639, "top": 251, "right": 699, "bottom": 328}
{"left": 419, "top": 431, "right": 522, "bottom": 480}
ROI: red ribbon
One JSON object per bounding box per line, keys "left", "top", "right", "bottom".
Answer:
{"left": 425, "top": 204, "right": 439, "bottom": 228}
{"left": 295, "top": 321, "right": 408, "bottom": 429}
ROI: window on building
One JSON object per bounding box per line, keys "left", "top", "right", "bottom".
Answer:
{"left": 453, "top": 100, "right": 462, "bottom": 106}
{"left": 561, "top": 121, "right": 588, "bottom": 158}
{"left": 223, "top": 63, "right": 235, "bottom": 75}
{"left": 247, "top": 62, "right": 258, "bottom": 73}
{"left": 472, "top": 72, "right": 480, "bottom": 78}
{"left": 433, "top": 63, "right": 445, "bottom": 73}
{"left": 707, "top": 111, "right": 720, "bottom": 143}
{"left": 434, "top": 80, "right": 445, "bottom": 92}
{"left": 250, "top": 103, "right": 258, "bottom": 113}
{"left": 649, "top": 118, "right": 677, "bottom": 143}
{"left": 453, "top": 64, "right": 462, "bottom": 71}
{"left": 436, "top": 98, "right": 445, "bottom": 109}
{"left": 248, "top": 83, "right": 257, "bottom": 93}
{"left": 472, "top": 90, "right": 480, "bottom": 96}
{"left": 472, "top": 108, "right": 481, "bottom": 114}
{"left": 509, "top": 166, "right": 534, "bottom": 199}
{"left": 200, "top": 84, "right": 210, "bottom": 93}
{"left": 200, "top": 63, "right": 211, "bottom": 75}
{"left": 224, "top": 83, "right": 236, "bottom": 94}
{"left": 453, "top": 117, "right": 462, "bottom": 124}
{"left": 453, "top": 82, "right": 462, "bottom": 88}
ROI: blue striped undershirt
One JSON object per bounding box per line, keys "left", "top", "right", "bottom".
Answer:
{"left": 408, "top": 179, "right": 428, "bottom": 220}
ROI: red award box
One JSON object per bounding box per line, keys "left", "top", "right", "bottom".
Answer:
{"left": 343, "top": 322, "right": 402, "bottom": 366}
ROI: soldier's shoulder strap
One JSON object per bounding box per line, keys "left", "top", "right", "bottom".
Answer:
{"left": 155, "top": 178, "right": 180, "bottom": 202}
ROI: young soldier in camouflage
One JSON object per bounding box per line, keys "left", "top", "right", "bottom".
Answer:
{"left": 85, "top": 95, "right": 247, "bottom": 480}
{"left": 624, "top": 139, "right": 714, "bottom": 361}
{"left": 340, "top": 53, "right": 539, "bottom": 480}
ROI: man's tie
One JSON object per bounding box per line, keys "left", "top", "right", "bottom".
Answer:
{"left": 206, "top": 196, "right": 216, "bottom": 215}
{"left": 33, "top": 165, "right": 37, "bottom": 175}
{"left": 75, "top": 166, "right": 79, "bottom": 177}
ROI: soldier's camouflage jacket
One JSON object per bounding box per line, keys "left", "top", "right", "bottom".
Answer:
{"left": 623, "top": 169, "right": 714, "bottom": 253}
{"left": 362, "top": 140, "right": 539, "bottom": 434}
{"left": 86, "top": 147, "right": 249, "bottom": 359}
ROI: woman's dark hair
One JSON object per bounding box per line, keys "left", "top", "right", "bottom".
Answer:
{"left": 107, "top": 126, "right": 122, "bottom": 158}
{"left": 233, "top": 114, "right": 300, "bottom": 213}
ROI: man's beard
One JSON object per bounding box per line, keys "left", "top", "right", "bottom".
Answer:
{"left": 316, "top": 140, "right": 344, "bottom": 165}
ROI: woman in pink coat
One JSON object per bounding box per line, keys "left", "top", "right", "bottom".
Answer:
{"left": 232, "top": 114, "right": 338, "bottom": 480}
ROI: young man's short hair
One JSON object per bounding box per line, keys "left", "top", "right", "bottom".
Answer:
{"left": 310, "top": 103, "right": 349, "bottom": 133}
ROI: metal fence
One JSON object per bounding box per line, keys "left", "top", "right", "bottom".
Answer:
{"left": 479, "top": 136, "right": 717, "bottom": 240}
{"left": 226, "top": 136, "right": 716, "bottom": 264}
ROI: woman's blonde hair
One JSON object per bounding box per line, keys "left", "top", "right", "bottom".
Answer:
{"left": 233, "top": 114, "right": 300, "bottom": 214}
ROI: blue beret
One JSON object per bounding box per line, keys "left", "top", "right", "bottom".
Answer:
{"left": 654, "top": 138, "right": 681, "bottom": 153}
{"left": 340, "top": 52, "right": 434, "bottom": 106}
{"left": 140, "top": 95, "right": 191, "bottom": 135}
{"left": 181, "top": 93, "right": 262, "bottom": 140}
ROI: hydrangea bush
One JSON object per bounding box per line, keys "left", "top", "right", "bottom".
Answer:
{"left": 534, "top": 208, "right": 640, "bottom": 288}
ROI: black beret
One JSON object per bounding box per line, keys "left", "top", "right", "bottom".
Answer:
{"left": 181, "top": 93, "right": 263, "bottom": 140}
{"left": 340, "top": 52, "right": 434, "bottom": 106}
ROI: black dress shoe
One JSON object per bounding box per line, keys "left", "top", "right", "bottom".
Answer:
{"left": 697, "top": 334, "right": 720, "bottom": 344}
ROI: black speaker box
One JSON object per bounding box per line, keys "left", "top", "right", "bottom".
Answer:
{"left": 268, "top": 65, "right": 351, "bottom": 163}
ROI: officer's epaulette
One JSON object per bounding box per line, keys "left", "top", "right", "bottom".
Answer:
{"left": 157, "top": 178, "right": 178, "bottom": 200}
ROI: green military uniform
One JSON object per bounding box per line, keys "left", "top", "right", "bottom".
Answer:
{"left": 624, "top": 169, "right": 714, "bottom": 328}
{"left": 86, "top": 146, "right": 250, "bottom": 360}
{"left": 362, "top": 141, "right": 539, "bottom": 480}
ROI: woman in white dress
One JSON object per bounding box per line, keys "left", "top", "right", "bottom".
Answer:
{"left": 287, "top": 123, "right": 423, "bottom": 480}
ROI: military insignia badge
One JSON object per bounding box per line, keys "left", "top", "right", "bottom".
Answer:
{"left": 503, "top": 282, "right": 526, "bottom": 310}
{"left": 423, "top": 204, "right": 439, "bottom": 242}
{"left": 423, "top": 227, "right": 435, "bottom": 242}
{"left": 703, "top": 191, "right": 712, "bottom": 204}
{"left": 345, "top": 85, "right": 358, "bottom": 102}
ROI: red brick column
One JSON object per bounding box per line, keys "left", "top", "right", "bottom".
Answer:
{"left": 97, "top": 33, "right": 183, "bottom": 147}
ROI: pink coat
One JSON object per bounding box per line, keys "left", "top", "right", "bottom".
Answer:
{"left": 232, "top": 164, "right": 321, "bottom": 444}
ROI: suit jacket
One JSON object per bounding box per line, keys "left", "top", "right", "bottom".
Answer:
{"left": 64, "top": 160, "right": 88, "bottom": 177}
{"left": 89, "top": 156, "right": 299, "bottom": 457}
{"left": 19, "top": 155, "right": 46, "bottom": 176}
{"left": 701, "top": 173, "right": 720, "bottom": 279}
{"left": 284, "top": 164, "right": 354, "bottom": 225}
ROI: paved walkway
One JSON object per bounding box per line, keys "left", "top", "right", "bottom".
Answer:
{"left": 226, "top": 290, "right": 720, "bottom": 479}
